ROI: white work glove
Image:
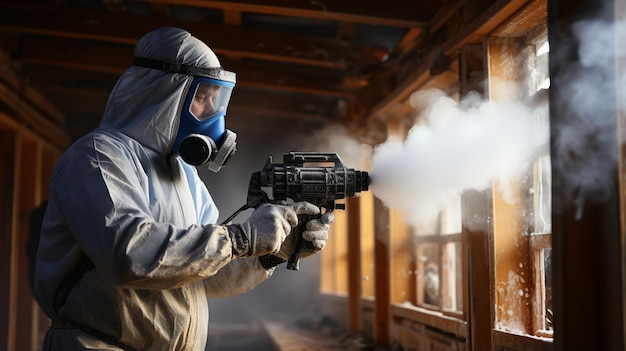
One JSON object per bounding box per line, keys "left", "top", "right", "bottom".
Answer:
{"left": 227, "top": 202, "right": 320, "bottom": 258}
{"left": 275, "top": 208, "right": 335, "bottom": 261}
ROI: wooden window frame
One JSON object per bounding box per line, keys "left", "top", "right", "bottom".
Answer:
{"left": 487, "top": 1, "right": 553, "bottom": 349}
{"left": 530, "top": 233, "right": 552, "bottom": 337}
{"left": 414, "top": 232, "right": 464, "bottom": 318}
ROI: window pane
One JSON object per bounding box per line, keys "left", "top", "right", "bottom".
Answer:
{"left": 533, "top": 155, "right": 552, "bottom": 234}
{"left": 441, "top": 195, "right": 462, "bottom": 235}
{"left": 418, "top": 242, "right": 440, "bottom": 307}
{"left": 442, "top": 241, "right": 463, "bottom": 313}
{"left": 544, "top": 248, "right": 553, "bottom": 331}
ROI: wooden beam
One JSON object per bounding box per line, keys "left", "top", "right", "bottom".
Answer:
{"left": 488, "top": 35, "right": 534, "bottom": 335}
{"left": 16, "top": 36, "right": 355, "bottom": 98}
{"left": 15, "top": 136, "right": 39, "bottom": 351}
{"left": 347, "top": 197, "right": 362, "bottom": 333}
{"left": 0, "top": 82, "right": 70, "bottom": 149}
{"left": 41, "top": 85, "right": 336, "bottom": 133}
{"left": 394, "top": 28, "right": 423, "bottom": 55}
{"left": 373, "top": 197, "right": 391, "bottom": 348}
{"left": 490, "top": 0, "right": 547, "bottom": 37}
{"left": 0, "top": 2, "right": 378, "bottom": 70}
{"left": 368, "top": 0, "right": 532, "bottom": 121}
{"left": 0, "top": 51, "right": 66, "bottom": 126}
{"left": 444, "top": 0, "right": 530, "bottom": 54}
{"left": 617, "top": 4, "right": 626, "bottom": 350}
{"left": 549, "top": 0, "right": 624, "bottom": 349}
{"left": 0, "top": 131, "right": 18, "bottom": 351}
{"left": 459, "top": 44, "right": 492, "bottom": 351}
{"left": 27, "top": 63, "right": 344, "bottom": 117}
{"left": 132, "top": 0, "right": 431, "bottom": 28}
{"left": 16, "top": 38, "right": 134, "bottom": 75}
{"left": 222, "top": 8, "right": 242, "bottom": 26}
{"left": 429, "top": 0, "right": 464, "bottom": 35}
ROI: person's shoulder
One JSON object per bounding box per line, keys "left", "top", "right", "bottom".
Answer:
{"left": 57, "top": 129, "right": 133, "bottom": 164}
{"left": 85, "top": 128, "right": 144, "bottom": 153}
{"left": 64, "top": 128, "right": 123, "bottom": 146}
{"left": 52, "top": 129, "right": 142, "bottom": 179}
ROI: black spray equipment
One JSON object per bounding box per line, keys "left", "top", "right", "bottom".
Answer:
{"left": 223, "top": 152, "right": 370, "bottom": 270}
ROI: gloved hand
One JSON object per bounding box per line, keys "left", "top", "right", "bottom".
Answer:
{"left": 275, "top": 208, "right": 335, "bottom": 261}
{"left": 227, "top": 202, "right": 320, "bottom": 257}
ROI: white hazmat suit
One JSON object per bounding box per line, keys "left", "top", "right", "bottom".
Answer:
{"left": 34, "top": 27, "right": 330, "bottom": 351}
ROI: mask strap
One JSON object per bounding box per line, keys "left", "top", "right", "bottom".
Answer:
{"left": 133, "top": 57, "right": 236, "bottom": 82}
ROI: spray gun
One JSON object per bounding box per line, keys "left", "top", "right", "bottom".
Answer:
{"left": 222, "top": 152, "right": 370, "bottom": 270}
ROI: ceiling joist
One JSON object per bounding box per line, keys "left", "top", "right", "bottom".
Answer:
{"left": 0, "top": 0, "right": 472, "bottom": 142}
{"left": 0, "top": 2, "right": 383, "bottom": 70}
{"left": 131, "top": 0, "right": 432, "bottom": 28}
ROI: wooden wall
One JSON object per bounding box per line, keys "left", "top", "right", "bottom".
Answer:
{"left": 319, "top": 0, "right": 626, "bottom": 350}
{"left": 0, "top": 51, "right": 69, "bottom": 351}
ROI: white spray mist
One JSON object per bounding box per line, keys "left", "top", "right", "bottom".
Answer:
{"left": 370, "top": 16, "right": 626, "bottom": 227}
{"left": 304, "top": 123, "right": 372, "bottom": 168}
{"left": 550, "top": 18, "right": 626, "bottom": 216}
{"left": 370, "top": 89, "right": 547, "bottom": 230}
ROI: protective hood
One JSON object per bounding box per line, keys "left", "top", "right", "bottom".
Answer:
{"left": 99, "top": 27, "right": 223, "bottom": 155}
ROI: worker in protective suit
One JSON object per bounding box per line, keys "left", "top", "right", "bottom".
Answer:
{"left": 33, "top": 27, "right": 333, "bottom": 351}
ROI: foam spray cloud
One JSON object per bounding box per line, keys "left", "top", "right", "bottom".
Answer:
{"left": 303, "top": 123, "right": 373, "bottom": 168}
{"left": 370, "top": 89, "right": 547, "bottom": 230}
{"left": 369, "top": 15, "right": 626, "bottom": 229}
{"left": 550, "top": 17, "right": 626, "bottom": 217}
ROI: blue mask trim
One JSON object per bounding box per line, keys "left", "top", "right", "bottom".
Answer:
{"left": 172, "top": 77, "right": 235, "bottom": 154}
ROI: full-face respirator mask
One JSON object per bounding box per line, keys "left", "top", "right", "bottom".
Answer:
{"left": 134, "top": 57, "right": 237, "bottom": 172}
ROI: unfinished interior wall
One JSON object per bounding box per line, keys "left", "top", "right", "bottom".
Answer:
{"left": 0, "top": 51, "right": 69, "bottom": 351}
{"left": 318, "top": 0, "right": 579, "bottom": 350}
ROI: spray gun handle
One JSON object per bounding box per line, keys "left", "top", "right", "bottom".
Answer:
{"left": 286, "top": 213, "right": 319, "bottom": 271}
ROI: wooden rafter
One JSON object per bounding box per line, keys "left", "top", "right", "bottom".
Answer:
{"left": 130, "top": 0, "right": 432, "bottom": 28}
{"left": 0, "top": 2, "right": 379, "bottom": 69}
{"left": 14, "top": 36, "right": 354, "bottom": 98}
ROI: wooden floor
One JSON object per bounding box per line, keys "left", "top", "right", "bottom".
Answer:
{"left": 206, "top": 323, "right": 277, "bottom": 351}
{"left": 207, "top": 319, "right": 379, "bottom": 351}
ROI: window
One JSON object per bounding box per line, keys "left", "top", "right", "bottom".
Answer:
{"left": 383, "top": 106, "right": 466, "bottom": 319}
{"left": 488, "top": 21, "right": 552, "bottom": 339}
{"left": 414, "top": 196, "right": 463, "bottom": 315}
{"left": 317, "top": 2, "right": 553, "bottom": 349}
{"left": 529, "top": 33, "right": 553, "bottom": 338}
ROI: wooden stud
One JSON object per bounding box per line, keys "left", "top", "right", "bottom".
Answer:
{"left": 15, "top": 134, "right": 39, "bottom": 351}
{"left": 0, "top": 131, "right": 18, "bottom": 351}
{"left": 549, "top": 0, "right": 624, "bottom": 348}
{"left": 373, "top": 198, "right": 391, "bottom": 348}
{"left": 346, "top": 197, "right": 362, "bottom": 333}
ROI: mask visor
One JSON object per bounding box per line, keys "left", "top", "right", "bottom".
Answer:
{"left": 188, "top": 79, "right": 234, "bottom": 121}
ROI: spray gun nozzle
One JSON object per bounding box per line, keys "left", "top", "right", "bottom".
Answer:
{"left": 355, "top": 171, "right": 370, "bottom": 192}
